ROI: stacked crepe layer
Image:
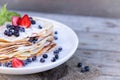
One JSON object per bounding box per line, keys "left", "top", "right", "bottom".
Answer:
{"left": 0, "top": 20, "right": 56, "bottom": 63}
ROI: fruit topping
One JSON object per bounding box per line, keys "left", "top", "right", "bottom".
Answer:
{"left": 40, "top": 58, "right": 45, "bottom": 63}
{"left": 31, "top": 20, "right": 36, "bottom": 24}
{"left": 42, "top": 54, "right": 48, "bottom": 58}
{"left": 38, "top": 25, "right": 42, "bottom": 29}
{"left": 19, "top": 14, "right": 31, "bottom": 28}
{"left": 12, "top": 58, "right": 24, "bottom": 68}
{"left": 28, "top": 37, "right": 38, "bottom": 43}
{"left": 12, "top": 16, "right": 21, "bottom": 26}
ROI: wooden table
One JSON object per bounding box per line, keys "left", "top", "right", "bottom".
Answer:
{"left": 1, "top": 12, "right": 120, "bottom": 80}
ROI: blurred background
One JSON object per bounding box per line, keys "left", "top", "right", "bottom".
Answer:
{"left": 0, "top": 0, "right": 120, "bottom": 18}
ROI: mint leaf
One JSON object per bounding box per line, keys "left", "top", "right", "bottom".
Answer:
{"left": 0, "top": 4, "right": 21, "bottom": 26}
{"left": 0, "top": 4, "right": 7, "bottom": 16}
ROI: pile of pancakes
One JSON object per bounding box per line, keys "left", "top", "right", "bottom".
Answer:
{"left": 0, "top": 18, "right": 56, "bottom": 63}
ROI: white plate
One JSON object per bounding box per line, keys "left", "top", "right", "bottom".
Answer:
{"left": 0, "top": 17, "right": 79, "bottom": 75}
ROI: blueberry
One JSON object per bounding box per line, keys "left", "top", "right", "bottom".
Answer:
{"left": 53, "top": 50, "right": 59, "bottom": 55}
{"left": 54, "top": 36, "right": 58, "bottom": 40}
{"left": 14, "top": 31, "right": 19, "bottom": 37}
{"left": 84, "top": 66, "right": 90, "bottom": 72}
{"left": 51, "top": 57, "right": 56, "bottom": 62}
{"left": 26, "top": 58, "right": 32, "bottom": 62}
{"left": 9, "top": 29, "right": 15, "bottom": 34}
{"left": 29, "top": 17, "right": 33, "bottom": 20}
{"left": 55, "top": 54, "right": 59, "bottom": 59}
{"left": 4, "top": 62, "right": 12, "bottom": 67}
{"left": 14, "top": 26, "right": 20, "bottom": 31}
{"left": 42, "top": 54, "right": 48, "bottom": 58}
{"left": 58, "top": 47, "right": 62, "bottom": 51}
{"left": 19, "top": 27, "right": 25, "bottom": 32}
{"left": 4, "top": 30, "right": 8, "bottom": 35}
{"left": 0, "top": 63, "right": 1, "bottom": 66}
{"left": 77, "top": 63, "right": 82, "bottom": 67}
{"left": 7, "top": 31, "right": 13, "bottom": 36}
{"left": 6, "top": 24, "right": 13, "bottom": 29}
{"left": 38, "top": 25, "right": 42, "bottom": 29}
{"left": 31, "top": 20, "right": 36, "bottom": 24}
{"left": 32, "top": 56, "right": 37, "bottom": 61}
{"left": 40, "top": 58, "right": 45, "bottom": 63}
{"left": 54, "top": 31, "right": 58, "bottom": 34}
{"left": 81, "top": 68, "right": 86, "bottom": 73}
{"left": 33, "top": 37, "right": 38, "bottom": 41}
{"left": 23, "top": 60, "right": 28, "bottom": 65}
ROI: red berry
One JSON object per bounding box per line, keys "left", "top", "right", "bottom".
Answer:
{"left": 12, "top": 16, "right": 21, "bottom": 26}
{"left": 19, "top": 14, "right": 31, "bottom": 28}
{"left": 12, "top": 58, "right": 24, "bottom": 68}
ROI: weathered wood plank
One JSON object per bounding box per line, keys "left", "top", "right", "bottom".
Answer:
{"left": 76, "top": 49, "right": 120, "bottom": 76}
{"left": 94, "top": 76, "right": 120, "bottom": 80}
{"left": 77, "top": 31, "right": 120, "bottom": 52}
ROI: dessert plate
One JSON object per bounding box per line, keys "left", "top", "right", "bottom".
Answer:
{"left": 0, "top": 17, "right": 79, "bottom": 75}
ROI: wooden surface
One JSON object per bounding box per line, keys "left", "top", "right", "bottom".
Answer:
{"left": 1, "top": 12, "right": 120, "bottom": 80}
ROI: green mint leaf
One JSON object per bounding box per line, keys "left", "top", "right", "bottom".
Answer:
{"left": 0, "top": 4, "right": 7, "bottom": 16}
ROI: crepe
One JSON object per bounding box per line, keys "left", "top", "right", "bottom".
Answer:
{"left": 0, "top": 18, "right": 57, "bottom": 63}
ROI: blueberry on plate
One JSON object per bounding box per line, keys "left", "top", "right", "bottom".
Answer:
{"left": 40, "top": 58, "right": 45, "bottom": 63}
{"left": 51, "top": 57, "right": 56, "bottom": 62}
{"left": 53, "top": 50, "right": 59, "bottom": 55}
{"left": 54, "top": 36, "right": 58, "bottom": 40}
{"left": 26, "top": 58, "right": 32, "bottom": 63}
{"left": 58, "top": 47, "right": 62, "bottom": 51}
{"left": 23, "top": 60, "right": 28, "bottom": 65}
{"left": 31, "top": 20, "right": 36, "bottom": 24}
{"left": 19, "top": 27, "right": 25, "bottom": 32}
{"left": 38, "top": 25, "right": 42, "bottom": 29}
{"left": 42, "top": 54, "right": 48, "bottom": 58}
{"left": 55, "top": 54, "right": 59, "bottom": 59}
{"left": 54, "top": 31, "right": 58, "bottom": 34}
{"left": 32, "top": 56, "right": 37, "bottom": 61}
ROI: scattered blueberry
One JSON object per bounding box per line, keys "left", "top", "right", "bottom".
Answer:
{"left": 4, "top": 62, "right": 12, "bottom": 67}
{"left": 81, "top": 68, "right": 86, "bottom": 73}
{"left": 0, "top": 63, "right": 1, "bottom": 66}
{"left": 42, "top": 54, "right": 48, "bottom": 58}
{"left": 28, "top": 37, "right": 38, "bottom": 43}
{"left": 31, "top": 20, "right": 36, "bottom": 24}
{"left": 23, "top": 60, "right": 28, "bottom": 65}
{"left": 26, "top": 58, "right": 32, "bottom": 63}
{"left": 55, "top": 54, "right": 59, "bottom": 59}
{"left": 54, "top": 36, "right": 58, "bottom": 40}
{"left": 84, "top": 66, "right": 90, "bottom": 72}
{"left": 19, "top": 27, "right": 25, "bottom": 32}
{"left": 40, "top": 58, "right": 45, "bottom": 63}
{"left": 58, "top": 47, "right": 62, "bottom": 51}
{"left": 54, "top": 31, "right": 58, "bottom": 34}
{"left": 51, "top": 57, "right": 56, "bottom": 62}
{"left": 32, "top": 56, "right": 37, "bottom": 61}
{"left": 38, "top": 25, "right": 42, "bottom": 29}
{"left": 77, "top": 62, "right": 82, "bottom": 67}
{"left": 53, "top": 50, "right": 59, "bottom": 55}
